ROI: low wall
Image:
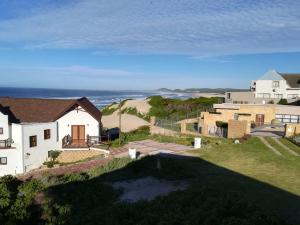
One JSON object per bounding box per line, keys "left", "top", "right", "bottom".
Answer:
{"left": 228, "top": 120, "right": 248, "bottom": 139}
{"left": 285, "top": 124, "right": 300, "bottom": 137}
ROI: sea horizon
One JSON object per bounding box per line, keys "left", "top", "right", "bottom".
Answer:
{"left": 0, "top": 86, "right": 192, "bottom": 108}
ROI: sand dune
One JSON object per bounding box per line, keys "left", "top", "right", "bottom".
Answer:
{"left": 102, "top": 99, "right": 151, "bottom": 132}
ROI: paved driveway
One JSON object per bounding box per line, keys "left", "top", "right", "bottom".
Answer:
{"left": 111, "top": 139, "right": 193, "bottom": 157}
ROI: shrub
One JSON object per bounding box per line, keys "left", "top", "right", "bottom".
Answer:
{"left": 48, "top": 151, "right": 61, "bottom": 161}
{"left": 148, "top": 95, "right": 218, "bottom": 119}
{"left": 44, "top": 150, "right": 61, "bottom": 168}
{"left": 278, "top": 98, "right": 288, "bottom": 105}
{"left": 216, "top": 121, "right": 228, "bottom": 128}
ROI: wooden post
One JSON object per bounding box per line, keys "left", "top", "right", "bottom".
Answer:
{"left": 118, "top": 101, "right": 122, "bottom": 146}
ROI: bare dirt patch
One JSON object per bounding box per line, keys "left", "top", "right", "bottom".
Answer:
{"left": 112, "top": 176, "right": 188, "bottom": 202}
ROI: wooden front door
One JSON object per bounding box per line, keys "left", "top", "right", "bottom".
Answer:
{"left": 71, "top": 125, "right": 85, "bottom": 143}
{"left": 255, "top": 114, "right": 265, "bottom": 127}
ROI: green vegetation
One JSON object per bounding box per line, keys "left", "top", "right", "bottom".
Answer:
{"left": 148, "top": 95, "right": 221, "bottom": 119}
{"left": 101, "top": 99, "right": 129, "bottom": 116}
{"left": 43, "top": 150, "right": 61, "bottom": 168}
{"left": 101, "top": 103, "right": 118, "bottom": 116}
{"left": 111, "top": 126, "right": 151, "bottom": 147}
{"left": 216, "top": 121, "right": 228, "bottom": 128}
{"left": 1, "top": 136, "right": 300, "bottom": 225}
{"left": 278, "top": 98, "right": 288, "bottom": 105}
{"left": 111, "top": 126, "right": 195, "bottom": 147}
{"left": 121, "top": 107, "right": 150, "bottom": 121}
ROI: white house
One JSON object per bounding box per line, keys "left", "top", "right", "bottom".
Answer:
{"left": 0, "top": 97, "right": 102, "bottom": 176}
{"left": 226, "top": 70, "right": 300, "bottom": 104}
{"left": 251, "top": 70, "right": 300, "bottom": 100}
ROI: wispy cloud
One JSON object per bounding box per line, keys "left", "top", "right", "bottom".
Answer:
{"left": 0, "top": 0, "right": 299, "bottom": 56}
{"left": 0, "top": 65, "right": 139, "bottom": 78}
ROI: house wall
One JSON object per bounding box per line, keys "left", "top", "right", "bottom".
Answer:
{"left": 255, "top": 80, "right": 287, "bottom": 99}
{"left": 215, "top": 105, "right": 276, "bottom": 125}
{"left": 286, "top": 89, "right": 300, "bottom": 98}
{"left": 0, "top": 112, "right": 9, "bottom": 140}
{"left": 199, "top": 104, "right": 277, "bottom": 137}
{"left": 0, "top": 124, "right": 23, "bottom": 176}
{"left": 21, "top": 122, "right": 58, "bottom": 172}
{"left": 56, "top": 106, "right": 100, "bottom": 147}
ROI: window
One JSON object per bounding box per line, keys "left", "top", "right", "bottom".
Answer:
{"left": 257, "top": 93, "right": 271, "bottom": 98}
{"left": 227, "top": 93, "right": 231, "bottom": 99}
{"left": 0, "top": 157, "right": 7, "bottom": 165}
{"left": 234, "top": 113, "right": 239, "bottom": 120}
{"left": 29, "top": 135, "right": 37, "bottom": 147}
{"left": 276, "top": 114, "right": 300, "bottom": 124}
{"left": 287, "top": 94, "right": 298, "bottom": 99}
{"left": 273, "top": 81, "right": 280, "bottom": 87}
{"left": 44, "top": 129, "right": 51, "bottom": 140}
{"left": 274, "top": 94, "right": 283, "bottom": 99}
{"left": 0, "top": 127, "right": 3, "bottom": 135}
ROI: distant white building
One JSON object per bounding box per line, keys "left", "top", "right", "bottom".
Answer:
{"left": 226, "top": 70, "right": 300, "bottom": 104}
{"left": 0, "top": 97, "right": 102, "bottom": 176}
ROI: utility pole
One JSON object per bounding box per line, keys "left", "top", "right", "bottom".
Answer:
{"left": 118, "top": 98, "right": 122, "bottom": 146}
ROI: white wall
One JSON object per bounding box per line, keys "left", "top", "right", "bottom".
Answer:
{"left": 0, "top": 124, "right": 23, "bottom": 176}
{"left": 255, "top": 80, "right": 287, "bottom": 98}
{"left": 0, "top": 112, "right": 9, "bottom": 140}
{"left": 56, "top": 106, "right": 100, "bottom": 148}
{"left": 21, "top": 122, "right": 58, "bottom": 172}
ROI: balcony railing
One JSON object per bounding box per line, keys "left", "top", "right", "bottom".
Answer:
{"left": 62, "top": 135, "right": 111, "bottom": 150}
{"left": 0, "top": 139, "right": 14, "bottom": 149}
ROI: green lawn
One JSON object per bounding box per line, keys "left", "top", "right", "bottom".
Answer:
{"left": 2, "top": 136, "right": 300, "bottom": 225}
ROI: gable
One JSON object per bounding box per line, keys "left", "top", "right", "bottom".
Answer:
{"left": 259, "top": 70, "right": 284, "bottom": 81}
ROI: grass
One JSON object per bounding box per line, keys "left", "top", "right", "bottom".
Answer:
{"left": 280, "top": 138, "right": 300, "bottom": 154}
{"left": 2, "top": 136, "right": 300, "bottom": 225}
{"left": 110, "top": 125, "right": 196, "bottom": 148}
{"left": 44, "top": 137, "right": 300, "bottom": 224}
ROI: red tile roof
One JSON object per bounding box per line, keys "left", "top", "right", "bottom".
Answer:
{"left": 0, "top": 97, "right": 101, "bottom": 123}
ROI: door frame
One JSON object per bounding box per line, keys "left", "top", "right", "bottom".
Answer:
{"left": 255, "top": 114, "right": 265, "bottom": 127}
{"left": 71, "top": 125, "right": 85, "bottom": 141}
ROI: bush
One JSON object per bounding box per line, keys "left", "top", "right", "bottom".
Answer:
{"left": 43, "top": 161, "right": 56, "bottom": 168}
{"left": 148, "top": 95, "right": 219, "bottom": 119}
{"left": 111, "top": 126, "right": 150, "bottom": 147}
{"left": 278, "top": 98, "right": 288, "bottom": 105}
{"left": 216, "top": 121, "right": 228, "bottom": 128}
{"left": 48, "top": 151, "right": 61, "bottom": 161}
{"left": 44, "top": 150, "right": 61, "bottom": 168}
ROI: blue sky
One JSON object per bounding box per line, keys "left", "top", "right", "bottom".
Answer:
{"left": 0, "top": 0, "right": 299, "bottom": 90}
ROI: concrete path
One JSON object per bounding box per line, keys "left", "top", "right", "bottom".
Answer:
{"left": 258, "top": 136, "right": 282, "bottom": 156}
{"left": 272, "top": 137, "right": 299, "bottom": 156}
{"left": 110, "top": 139, "right": 193, "bottom": 158}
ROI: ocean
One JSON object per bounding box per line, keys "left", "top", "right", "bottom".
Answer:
{"left": 0, "top": 87, "right": 192, "bottom": 108}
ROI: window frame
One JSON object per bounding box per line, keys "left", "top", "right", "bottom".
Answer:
{"left": 0, "top": 157, "right": 7, "bottom": 165}
{"left": 29, "top": 135, "right": 37, "bottom": 148}
{"left": 273, "top": 81, "right": 280, "bottom": 88}
{"left": 44, "top": 129, "right": 51, "bottom": 140}
{"left": 0, "top": 127, "right": 3, "bottom": 135}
